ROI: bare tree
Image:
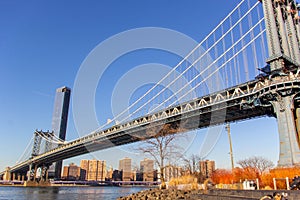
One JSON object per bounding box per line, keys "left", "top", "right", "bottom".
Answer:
{"left": 237, "top": 156, "right": 274, "bottom": 176}
{"left": 183, "top": 154, "right": 201, "bottom": 174}
{"left": 137, "top": 123, "right": 184, "bottom": 189}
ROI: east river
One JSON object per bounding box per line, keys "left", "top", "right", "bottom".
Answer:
{"left": 0, "top": 186, "right": 148, "bottom": 200}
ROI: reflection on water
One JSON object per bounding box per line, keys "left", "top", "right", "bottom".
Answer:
{"left": 0, "top": 186, "right": 147, "bottom": 200}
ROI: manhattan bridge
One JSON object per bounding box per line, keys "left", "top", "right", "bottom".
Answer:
{"left": 1, "top": 0, "right": 300, "bottom": 184}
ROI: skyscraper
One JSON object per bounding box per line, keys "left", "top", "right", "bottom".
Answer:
{"left": 51, "top": 86, "right": 71, "bottom": 179}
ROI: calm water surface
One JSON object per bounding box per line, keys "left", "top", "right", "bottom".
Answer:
{"left": 0, "top": 186, "right": 148, "bottom": 200}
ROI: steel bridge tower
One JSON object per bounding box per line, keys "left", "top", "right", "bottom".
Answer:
{"left": 261, "top": 0, "right": 300, "bottom": 166}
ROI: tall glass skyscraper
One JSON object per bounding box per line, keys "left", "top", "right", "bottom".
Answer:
{"left": 51, "top": 86, "right": 71, "bottom": 179}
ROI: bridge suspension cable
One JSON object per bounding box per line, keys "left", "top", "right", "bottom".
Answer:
{"left": 35, "top": 131, "right": 65, "bottom": 145}
{"left": 90, "top": 0, "right": 267, "bottom": 135}
{"left": 108, "top": 0, "right": 266, "bottom": 126}
{"left": 168, "top": 29, "right": 266, "bottom": 107}
{"left": 16, "top": 130, "right": 66, "bottom": 164}
{"left": 90, "top": 0, "right": 249, "bottom": 132}
{"left": 16, "top": 135, "right": 34, "bottom": 164}
{"left": 121, "top": 8, "right": 265, "bottom": 120}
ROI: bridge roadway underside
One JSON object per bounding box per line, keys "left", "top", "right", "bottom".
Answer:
{"left": 12, "top": 90, "right": 274, "bottom": 174}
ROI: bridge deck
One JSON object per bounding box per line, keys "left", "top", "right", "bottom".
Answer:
{"left": 2, "top": 75, "right": 300, "bottom": 175}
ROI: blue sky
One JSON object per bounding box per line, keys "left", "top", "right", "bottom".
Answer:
{"left": 0, "top": 0, "right": 279, "bottom": 172}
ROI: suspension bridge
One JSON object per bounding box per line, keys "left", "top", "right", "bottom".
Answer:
{"left": 1, "top": 0, "right": 300, "bottom": 184}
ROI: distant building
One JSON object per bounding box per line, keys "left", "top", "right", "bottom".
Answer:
{"left": 68, "top": 163, "right": 81, "bottom": 180}
{"left": 62, "top": 163, "right": 80, "bottom": 180}
{"left": 164, "top": 165, "right": 182, "bottom": 182}
{"left": 62, "top": 166, "right": 69, "bottom": 179}
{"left": 112, "top": 170, "right": 122, "bottom": 181}
{"left": 132, "top": 168, "right": 139, "bottom": 181}
{"left": 79, "top": 159, "right": 107, "bottom": 181}
{"left": 199, "top": 160, "right": 215, "bottom": 178}
{"left": 106, "top": 166, "right": 113, "bottom": 181}
{"left": 50, "top": 87, "right": 71, "bottom": 179}
{"left": 88, "top": 160, "right": 98, "bottom": 181}
{"left": 119, "top": 157, "right": 132, "bottom": 181}
{"left": 96, "top": 160, "right": 106, "bottom": 181}
{"left": 140, "top": 158, "right": 154, "bottom": 181}
{"left": 80, "top": 160, "right": 89, "bottom": 180}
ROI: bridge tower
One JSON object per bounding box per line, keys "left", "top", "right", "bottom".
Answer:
{"left": 261, "top": 0, "right": 300, "bottom": 166}
{"left": 28, "top": 130, "right": 54, "bottom": 181}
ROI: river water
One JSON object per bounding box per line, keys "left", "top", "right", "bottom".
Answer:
{"left": 0, "top": 186, "right": 148, "bottom": 200}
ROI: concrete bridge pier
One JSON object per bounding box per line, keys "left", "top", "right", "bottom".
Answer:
{"left": 3, "top": 167, "right": 11, "bottom": 181}
{"left": 17, "top": 174, "right": 21, "bottom": 181}
{"left": 272, "top": 94, "right": 300, "bottom": 166}
{"left": 24, "top": 164, "right": 51, "bottom": 186}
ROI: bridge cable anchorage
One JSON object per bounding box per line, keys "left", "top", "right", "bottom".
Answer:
{"left": 93, "top": 0, "right": 250, "bottom": 132}
{"left": 112, "top": 1, "right": 264, "bottom": 125}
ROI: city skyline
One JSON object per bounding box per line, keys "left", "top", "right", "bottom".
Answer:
{"left": 0, "top": 0, "right": 279, "bottom": 172}
{"left": 62, "top": 157, "right": 158, "bottom": 182}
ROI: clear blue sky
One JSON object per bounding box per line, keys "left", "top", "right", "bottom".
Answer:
{"left": 0, "top": 0, "right": 279, "bottom": 172}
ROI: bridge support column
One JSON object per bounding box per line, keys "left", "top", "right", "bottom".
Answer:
{"left": 41, "top": 165, "right": 49, "bottom": 182}
{"left": 33, "top": 165, "right": 37, "bottom": 181}
{"left": 3, "top": 167, "right": 11, "bottom": 181}
{"left": 272, "top": 95, "right": 300, "bottom": 166}
{"left": 12, "top": 173, "right": 15, "bottom": 181}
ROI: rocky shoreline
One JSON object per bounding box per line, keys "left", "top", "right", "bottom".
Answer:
{"left": 117, "top": 188, "right": 300, "bottom": 200}
{"left": 117, "top": 188, "right": 203, "bottom": 200}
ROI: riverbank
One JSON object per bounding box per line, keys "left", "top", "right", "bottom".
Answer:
{"left": 117, "top": 188, "right": 300, "bottom": 200}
